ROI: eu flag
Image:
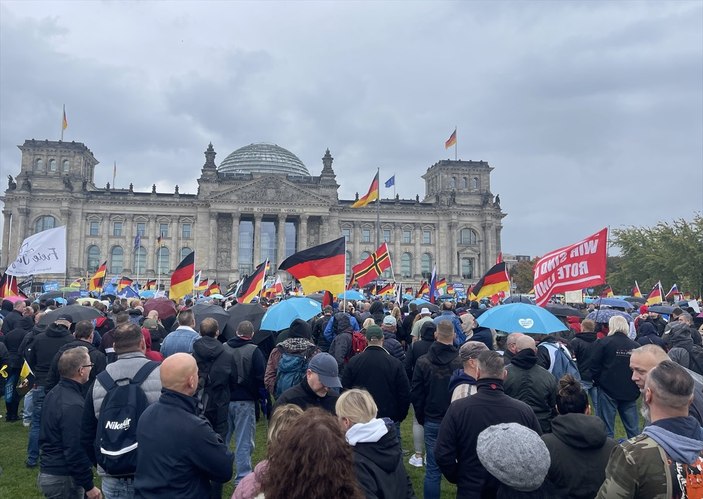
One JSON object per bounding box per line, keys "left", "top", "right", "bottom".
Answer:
{"left": 384, "top": 175, "right": 395, "bottom": 188}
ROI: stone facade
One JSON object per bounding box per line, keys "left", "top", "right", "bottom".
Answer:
{"left": 1, "top": 139, "right": 506, "bottom": 289}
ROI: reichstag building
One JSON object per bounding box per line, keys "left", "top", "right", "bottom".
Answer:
{"left": 1, "top": 139, "right": 505, "bottom": 288}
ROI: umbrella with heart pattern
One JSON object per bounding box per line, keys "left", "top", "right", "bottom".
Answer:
{"left": 476, "top": 303, "right": 568, "bottom": 334}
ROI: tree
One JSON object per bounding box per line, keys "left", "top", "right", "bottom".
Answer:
{"left": 509, "top": 259, "right": 537, "bottom": 293}
{"left": 609, "top": 215, "right": 703, "bottom": 298}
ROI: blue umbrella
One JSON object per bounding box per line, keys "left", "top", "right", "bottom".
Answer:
{"left": 593, "top": 297, "right": 634, "bottom": 310}
{"left": 261, "top": 297, "right": 322, "bottom": 331}
{"left": 476, "top": 303, "right": 567, "bottom": 334}
{"left": 338, "top": 289, "right": 365, "bottom": 300}
{"left": 139, "top": 290, "right": 155, "bottom": 299}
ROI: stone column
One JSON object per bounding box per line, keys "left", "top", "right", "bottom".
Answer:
{"left": 353, "top": 221, "right": 360, "bottom": 263}
{"left": 17, "top": 207, "right": 29, "bottom": 248}
{"left": 413, "top": 223, "right": 422, "bottom": 278}
{"left": 253, "top": 214, "right": 262, "bottom": 264}
{"left": 448, "top": 221, "right": 457, "bottom": 279}
{"left": 125, "top": 215, "right": 134, "bottom": 274}
{"left": 393, "top": 224, "right": 401, "bottom": 278}
{"left": 100, "top": 216, "right": 109, "bottom": 273}
{"left": 1, "top": 210, "right": 11, "bottom": 268}
{"left": 147, "top": 216, "right": 156, "bottom": 273}
{"left": 60, "top": 208, "right": 71, "bottom": 275}
{"left": 209, "top": 213, "right": 218, "bottom": 274}
{"left": 299, "top": 215, "right": 308, "bottom": 250}
{"left": 231, "top": 214, "right": 240, "bottom": 273}
{"left": 276, "top": 213, "right": 286, "bottom": 269}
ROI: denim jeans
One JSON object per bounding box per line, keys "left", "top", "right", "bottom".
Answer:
{"left": 27, "top": 386, "right": 46, "bottom": 465}
{"left": 423, "top": 419, "right": 442, "bottom": 499}
{"left": 225, "top": 400, "right": 255, "bottom": 484}
{"left": 37, "top": 473, "right": 84, "bottom": 499}
{"left": 23, "top": 387, "right": 34, "bottom": 423}
{"left": 597, "top": 390, "right": 639, "bottom": 439}
{"left": 580, "top": 379, "right": 599, "bottom": 415}
{"left": 101, "top": 475, "right": 135, "bottom": 499}
{"left": 4, "top": 369, "right": 19, "bottom": 419}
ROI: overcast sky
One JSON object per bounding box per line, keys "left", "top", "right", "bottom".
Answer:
{"left": 1, "top": 1, "right": 701, "bottom": 257}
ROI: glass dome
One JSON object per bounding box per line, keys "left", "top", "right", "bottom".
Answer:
{"left": 217, "top": 143, "right": 310, "bottom": 176}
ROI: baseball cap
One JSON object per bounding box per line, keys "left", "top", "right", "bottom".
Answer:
{"left": 308, "top": 353, "right": 342, "bottom": 388}
{"left": 54, "top": 313, "right": 73, "bottom": 328}
{"left": 365, "top": 324, "right": 384, "bottom": 340}
{"left": 420, "top": 307, "right": 432, "bottom": 316}
{"left": 382, "top": 315, "right": 397, "bottom": 326}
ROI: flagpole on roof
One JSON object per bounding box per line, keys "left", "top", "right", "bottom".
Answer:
{"left": 454, "top": 126, "right": 457, "bottom": 161}
{"left": 376, "top": 167, "right": 381, "bottom": 251}
{"left": 393, "top": 173, "right": 396, "bottom": 199}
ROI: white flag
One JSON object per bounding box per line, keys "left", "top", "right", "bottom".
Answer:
{"left": 6, "top": 226, "right": 67, "bottom": 277}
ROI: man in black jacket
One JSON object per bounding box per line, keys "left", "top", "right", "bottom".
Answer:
{"left": 3, "top": 314, "right": 34, "bottom": 421}
{"left": 570, "top": 318, "right": 600, "bottom": 412}
{"left": 25, "top": 313, "right": 74, "bottom": 467}
{"left": 273, "top": 352, "right": 340, "bottom": 414}
{"left": 435, "top": 350, "right": 542, "bottom": 499}
{"left": 410, "top": 321, "right": 462, "bottom": 499}
{"left": 1, "top": 299, "right": 26, "bottom": 334}
{"left": 134, "top": 353, "right": 233, "bottom": 498}
{"left": 342, "top": 325, "right": 411, "bottom": 433}
{"left": 38, "top": 346, "right": 101, "bottom": 499}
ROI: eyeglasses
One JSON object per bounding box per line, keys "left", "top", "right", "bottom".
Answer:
{"left": 81, "top": 364, "right": 95, "bottom": 369}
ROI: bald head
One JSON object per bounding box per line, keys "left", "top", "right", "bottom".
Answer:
{"left": 516, "top": 335, "right": 536, "bottom": 352}
{"left": 630, "top": 344, "right": 669, "bottom": 391}
{"left": 505, "top": 333, "right": 525, "bottom": 354}
{"left": 160, "top": 353, "right": 198, "bottom": 396}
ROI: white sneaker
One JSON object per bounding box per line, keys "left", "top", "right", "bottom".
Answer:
{"left": 23, "top": 421, "right": 30, "bottom": 427}
{"left": 408, "top": 454, "right": 424, "bottom": 467}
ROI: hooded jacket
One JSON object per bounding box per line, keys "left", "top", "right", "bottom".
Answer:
{"left": 381, "top": 330, "right": 405, "bottom": 362}
{"left": 590, "top": 332, "right": 640, "bottom": 401}
{"left": 404, "top": 321, "right": 436, "bottom": 380}
{"left": 347, "top": 419, "right": 416, "bottom": 499}
{"left": 636, "top": 322, "right": 666, "bottom": 348}
{"left": 192, "top": 335, "right": 236, "bottom": 433}
{"left": 224, "top": 336, "right": 265, "bottom": 401}
{"left": 504, "top": 348, "right": 558, "bottom": 433}
{"left": 470, "top": 326, "right": 493, "bottom": 351}
{"left": 1, "top": 308, "right": 24, "bottom": 334}
{"left": 25, "top": 323, "right": 73, "bottom": 386}
{"left": 45, "top": 340, "right": 107, "bottom": 394}
{"left": 542, "top": 413, "right": 616, "bottom": 498}
{"left": 410, "top": 341, "right": 462, "bottom": 424}
{"left": 570, "top": 331, "right": 598, "bottom": 382}
{"left": 264, "top": 336, "right": 318, "bottom": 394}
{"left": 272, "top": 375, "right": 339, "bottom": 414}
{"left": 4, "top": 316, "right": 34, "bottom": 368}
{"left": 448, "top": 369, "right": 477, "bottom": 402}
{"left": 663, "top": 322, "right": 697, "bottom": 352}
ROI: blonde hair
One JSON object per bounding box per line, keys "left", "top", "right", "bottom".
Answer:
{"left": 391, "top": 306, "right": 402, "bottom": 322}
{"left": 335, "top": 389, "right": 377, "bottom": 425}
{"left": 608, "top": 315, "right": 629, "bottom": 335}
{"left": 362, "top": 317, "right": 375, "bottom": 330}
{"left": 268, "top": 404, "right": 304, "bottom": 452}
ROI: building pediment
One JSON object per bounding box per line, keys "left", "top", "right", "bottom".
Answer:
{"left": 210, "top": 177, "right": 331, "bottom": 205}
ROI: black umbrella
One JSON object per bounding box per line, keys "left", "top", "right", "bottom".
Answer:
{"left": 546, "top": 304, "right": 585, "bottom": 318}
{"left": 223, "top": 303, "right": 266, "bottom": 339}
{"left": 625, "top": 296, "right": 646, "bottom": 305}
{"left": 39, "top": 304, "right": 102, "bottom": 326}
{"left": 37, "top": 291, "right": 65, "bottom": 301}
{"left": 648, "top": 304, "right": 676, "bottom": 315}
{"left": 306, "top": 293, "right": 324, "bottom": 303}
{"left": 503, "top": 294, "right": 535, "bottom": 304}
{"left": 192, "top": 303, "right": 229, "bottom": 333}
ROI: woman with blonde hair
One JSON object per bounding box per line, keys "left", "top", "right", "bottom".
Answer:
{"left": 336, "top": 389, "right": 416, "bottom": 499}
{"left": 232, "top": 404, "right": 304, "bottom": 499}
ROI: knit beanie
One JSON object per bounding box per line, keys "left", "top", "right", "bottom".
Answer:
{"left": 476, "top": 423, "right": 550, "bottom": 492}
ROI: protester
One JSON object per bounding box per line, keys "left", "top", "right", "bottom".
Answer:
{"left": 328, "top": 312, "right": 362, "bottom": 376}
{"left": 259, "top": 407, "right": 364, "bottom": 499}
{"left": 99, "top": 311, "right": 129, "bottom": 364}
{"left": 435, "top": 350, "right": 542, "bottom": 498}
{"left": 433, "top": 301, "right": 466, "bottom": 345}
{"left": 3, "top": 314, "right": 34, "bottom": 421}
{"left": 541, "top": 374, "right": 615, "bottom": 498}
{"left": 1, "top": 299, "right": 26, "bottom": 334}
{"left": 569, "top": 318, "right": 599, "bottom": 412}
{"left": 597, "top": 361, "right": 703, "bottom": 498}
{"left": 160, "top": 309, "right": 199, "bottom": 357}
{"left": 264, "top": 318, "right": 318, "bottom": 397}
{"left": 336, "top": 389, "right": 416, "bottom": 499}
{"left": 410, "top": 321, "right": 462, "bottom": 499}
{"left": 140, "top": 328, "right": 164, "bottom": 362}
{"left": 223, "top": 320, "right": 265, "bottom": 486}
{"left": 380, "top": 315, "right": 406, "bottom": 361}
{"left": 134, "top": 353, "right": 233, "bottom": 498}
{"left": 504, "top": 335, "right": 558, "bottom": 433}
{"left": 273, "top": 352, "right": 341, "bottom": 413}
{"left": 38, "top": 347, "right": 101, "bottom": 499}
{"left": 449, "top": 341, "right": 488, "bottom": 402}
{"left": 410, "top": 307, "right": 434, "bottom": 342}
{"left": 312, "top": 306, "right": 334, "bottom": 352}
{"left": 590, "top": 315, "right": 641, "bottom": 438}
{"left": 232, "top": 404, "right": 304, "bottom": 499}
{"left": 501, "top": 332, "right": 524, "bottom": 365}
{"left": 635, "top": 321, "right": 666, "bottom": 348}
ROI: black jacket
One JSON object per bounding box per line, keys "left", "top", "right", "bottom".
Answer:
{"left": 342, "top": 345, "right": 410, "bottom": 422}
{"left": 400, "top": 310, "right": 418, "bottom": 345}
{"left": 46, "top": 340, "right": 107, "bottom": 394}
{"left": 26, "top": 323, "right": 73, "bottom": 386}
{"left": 636, "top": 322, "right": 666, "bottom": 348}
{"left": 590, "top": 333, "right": 640, "bottom": 401}
{"left": 410, "top": 342, "right": 462, "bottom": 424}
{"left": 381, "top": 330, "right": 405, "bottom": 362}
{"left": 3, "top": 317, "right": 34, "bottom": 368}
{"left": 134, "top": 389, "right": 233, "bottom": 498}
{"left": 39, "top": 378, "right": 95, "bottom": 491}
{"left": 570, "top": 332, "right": 598, "bottom": 382}
{"left": 352, "top": 423, "right": 416, "bottom": 499}
{"left": 435, "top": 378, "right": 542, "bottom": 499}
{"left": 404, "top": 322, "right": 435, "bottom": 380}
{"left": 223, "top": 337, "right": 265, "bottom": 401}
{"left": 192, "top": 336, "right": 237, "bottom": 435}
{"left": 1, "top": 309, "right": 23, "bottom": 334}
{"left": 312, "top": 314, "right": 333, "bottom": 352}
{"left": 504, "top": 349, "right": 558, "bottom": 433}
{"left": 272, "top": 376, "right": 339, "bottom": 414}
{"left": 470, "top": 327, "right": 493, "bottom": 351}
{"left": 541, "top": 413, "right": 616, "bottom": 499}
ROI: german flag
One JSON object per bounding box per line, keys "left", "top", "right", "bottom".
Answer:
{"left": 195, "top": 278, "right": 209, "bottom": 292}
{"left": 237, "top": 260, "right": 268, "bottom": 304}
{"left": 417, "top": 281, "right": 429, "bottom": 298}
{"left": 69, "top": 278, "right": 83, "bottom": 289}
{"left": 377, "top": 283, "right": 395, "bottom": 296}
{"left": 89, "top": 261, "right": 107, "bottom": 292}
{"left": 169, "top": 251, "right": 194, "bottom": 301}
{"left": 436, "top": 277, "right": 447, "bottom": 293}
{"left": 469, "top": 262, "right": 510, "bottom": 301}
{"left": 144, "top": 279, "right": 157, "bottom": 290}
{"left": 405, "top": 286, "right": 413, "bottom": 296}
{"left": 645, "top": 282, "right": 663, "bottom": 306}
{"left": 351, "top": 172, "right": 379, "bottom": 208}
{"left": 279, "top": 237, "right": 346, "bottom": 295}
{"left": 600, "top": 285, "right": 614, "bottom": 298}
{"left": 204, "top": 281, "right": 221, "bottom": 297}
{"left": 445, "top": 128, "right": 457, "bottom": 149}
{"left": 0, "top": 273, "right": 21, "bottom": 298}
{"left": 351, "top": 243, "right": 392, "bottom": 287}
{"left": 118, "top": 276, "right": 134, "bottom": 292}
{"left": 632, "top": 281, "right": 642, "bottom": 298}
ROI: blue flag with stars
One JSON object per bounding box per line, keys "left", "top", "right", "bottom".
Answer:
{"left": 384, "top": 175, "right": 395, "bottom": 188}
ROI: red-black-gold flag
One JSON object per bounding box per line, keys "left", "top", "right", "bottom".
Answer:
{"left": 169, "top": 251, "right": 195, "bottom": 301}
{"left": 279, "top": 237, "right": 345, "bottom": 295}
{"left": 237, "top": 261, "right": 268, "bottom": 304}
{"left": 469, "top": 262, "right": 510, "bottom": 301}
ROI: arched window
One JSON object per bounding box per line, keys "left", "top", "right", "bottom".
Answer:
{"left": 401, "top": 252, "right": 412, "bottom": 278}
{"left": 449, "top": 177, "right": 456, "bottom": 189}
{"left": 346, "top": 251, "right": 352, "bottom": 277}
{"left": 86, "top": 245, "right": 101, "bottom": 273}
{"left": 157, "top": 247, "right": 170, "bottom": 275}
{"left": 460, "top": 228, "right": 478, "bottom": 245}
{"left": 134, "top": 247, "right": 146, "bottom": 275}
{"left": 62, "top": 160, "right": 70, "bottom": 172}
{"left": 34, "top": 158, "right": 43, "bottom": 171}
{"left": 421, "top": 253, "right": 433, "bottom": 279}
{"left": 180, "top": 247, "right": 192, "bottom": 262}
{"left": 461, "top": 258, "right": 474, "bottom": 279}
{"left": 110, "top": 246, "right": 124, "bottom": 274}
{"left": 462, "top": 177, "right": 468, "bottom": 189}
{"left": 360, "top": 251, "right": 371, "bottom": 261}
{"left": 471, "top": 177, "right": 479, "bottom": 190}
{"left": 49, "top": 159, "right": 57, "bottom": 172}
{"left": 34, "top": 215, "right": 56, "bottom": 233}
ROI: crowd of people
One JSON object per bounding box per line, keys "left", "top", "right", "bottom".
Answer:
{"left": 1, "top": 293, "right": 702, "bottom": 499}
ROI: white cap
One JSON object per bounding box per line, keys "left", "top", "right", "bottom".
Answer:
{"left": 420, "top": 307, "right": 432, "bottom": 315}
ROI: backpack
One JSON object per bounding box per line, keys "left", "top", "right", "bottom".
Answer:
{"left": 688, "top": 345, "right": 703, "bottom": 376}
{"left": 348, "top": 332, "right": 368, "bottom": 360}
{"left": 225, "top": 342, "right": 258, "bottom": 394}
{"left": 95, "top": 361, "right": 158, "bottom": 476}
{"left": 275, "top": 350, "right": 311, "bottom": 398}
{"left": 541, "top": 342, "right": 581, "bottom": 382}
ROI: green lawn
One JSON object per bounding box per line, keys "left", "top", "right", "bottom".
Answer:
{"left": 0, "top": 401, "right": 630, "bottom": 498}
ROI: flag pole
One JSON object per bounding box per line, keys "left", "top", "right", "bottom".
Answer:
{"left": 112, "top": 161, "right": 116, "bottom": 188}
{"left": 376, "top": 167, "right": 381, "bottom": 250}
{"left": 454, "top": 126, "right": 457, "bottom": 161}
{"left": 156, "top": 241, "right": 161, "bottom": 292}
{"left": 393, "top": 172, "right": 396, "bottom": 199}
{"left": 61, "top": 105, "right": 65, "bottom": 141}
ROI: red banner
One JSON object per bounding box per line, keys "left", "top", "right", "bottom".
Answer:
{"left": 533, "top": 228, "right": 608, "bottom": 307}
